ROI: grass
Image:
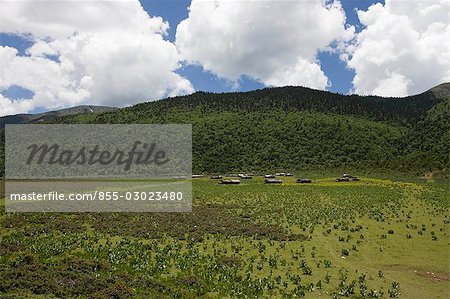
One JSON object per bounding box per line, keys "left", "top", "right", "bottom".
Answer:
{"left": 0, "top": 176, "right": 449, "bottom": 298}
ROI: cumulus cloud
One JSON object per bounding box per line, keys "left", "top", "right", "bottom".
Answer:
{"left": 176, "top": 0, "right": 354, "bottom": 90}
{"left": 0, "top": 0, "right": 193, "bottom": 116}
{"left": 346, "top": 0, "right": 450, "bottom": 97}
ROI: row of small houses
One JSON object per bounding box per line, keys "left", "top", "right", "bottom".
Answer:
{"left": 218, "top": 176, "right": 310, "bottom": 185}
{"left": 211, "top": 173, "right": 293, "bottom": 179}
{"left": 187, "top": 173, "right": 359, "bottom": 185}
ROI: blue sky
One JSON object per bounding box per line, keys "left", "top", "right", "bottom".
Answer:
{"left": 1, "top": 0, "right": 448, "bottom": 116}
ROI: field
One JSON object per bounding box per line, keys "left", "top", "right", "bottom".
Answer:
{"left": 0, "top": 176, "right": 449, "bottom": 298}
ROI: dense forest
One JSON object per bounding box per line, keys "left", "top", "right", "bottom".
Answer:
{"left": 0, "top": 83, "right": 448, "bottom": 175}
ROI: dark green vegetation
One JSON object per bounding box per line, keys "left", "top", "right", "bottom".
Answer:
{"left": 0, "top": 83, "right": 449, "bottom": 175}
{"left": 49, "top": 83, "right": 450, "bottom": 174}
{"left": 1, "top": 178, "right": 449, "bottom": 298}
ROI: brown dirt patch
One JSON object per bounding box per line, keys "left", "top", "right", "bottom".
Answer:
{"left": 417, "top": 271, "right": 449, "bottom": 282}
{"left": 384, "top": 264, "right": 449, "bottom": 282}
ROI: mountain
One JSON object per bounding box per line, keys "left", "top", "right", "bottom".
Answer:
{"left": 0, "top": 105, "right": 117, "bottom": 128}
{"left": 429, "top": 82, "right": 450, "bottom": 100}
{"left": 0, "top": 84, "right": 448, "bottom": 176}
{"left": 405, "top": 84, "right": 449, "bottom": 172}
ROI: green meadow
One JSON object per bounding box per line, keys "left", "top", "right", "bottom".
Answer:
{"left": 1, "top": 176, "right": 448, "bottom": 298}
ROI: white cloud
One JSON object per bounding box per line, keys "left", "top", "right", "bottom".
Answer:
{"left": 0, "top": 0, "right": 193, "bottom": 116}
{"left": 175, "top": 0, "right": 354, "bottom": 90}
{"left": 372, "top": 72, "right": 410, "bottom": 97}
{"left": 346, "top": 0, "right": 450, "bottom": 97}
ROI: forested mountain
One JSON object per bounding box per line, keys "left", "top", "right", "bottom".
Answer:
{"left": 0, "top": 83, "right": 448, "bottom": 175}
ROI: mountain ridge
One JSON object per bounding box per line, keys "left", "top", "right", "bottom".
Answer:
{"left": 429, "top": 82, "right": 450, "bottom": 100}
{"left": 2, "top": 83, "right": 447, "bottom": 125}
{"left": 50, "top": 83, "right": 449, "bottom": 174}
{"left": 112, "top": 83, "right": 447, "bottom": 126}
{"left": 0, "top": 105, "right": 117, "bottom": 128}
{"left": 0, "top": 83, "right": 448, "bottom": 175}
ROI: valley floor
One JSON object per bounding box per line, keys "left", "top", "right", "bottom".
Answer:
{"left": 0, "top": 176, "right": 449, "bottom": 298}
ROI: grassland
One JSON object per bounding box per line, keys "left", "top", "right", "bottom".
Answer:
{"left": 0, "top": 176, "right": 448, "bottom": 298}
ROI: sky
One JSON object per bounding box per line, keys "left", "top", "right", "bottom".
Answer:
{"left": 0, "top": 0, "right": 449, "bottom": 116}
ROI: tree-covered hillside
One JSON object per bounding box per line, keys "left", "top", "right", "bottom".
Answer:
{"left": 88, "top": 85, "right": 443, "bottom": 124}
{"left": 404, "top": 98, "right": 449, "bottom": 171}
{"left": 0, "top": 84, "right": 448, "bottom": 175}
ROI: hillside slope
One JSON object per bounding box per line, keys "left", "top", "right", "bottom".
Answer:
{"left": 54, "top": 84, "right": 449, "bottom": 174}
{"left": 0, "top": 105, "right": 117, "bottom": 128}
{"left": 0, "top": 84, "right": 448, "bottom": 175}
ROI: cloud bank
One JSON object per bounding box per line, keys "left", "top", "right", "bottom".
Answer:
{"left": 1, "top": 0, "right": 449, "bottom": 116}
{"left": 176, "top": 0, "right": 354, "bottom": 90}
{"left": 346, "top": 0, "right": 450, "bottom": 97}
{"left": 0, "top": 0, "right": 193, "bottom": 116}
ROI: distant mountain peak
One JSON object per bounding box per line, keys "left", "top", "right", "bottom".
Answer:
{"left": 0, "top": 105, "right": 117, "bottom": 128}
{"left": 429, "top": 82, "right": 450, "bottom": 99}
